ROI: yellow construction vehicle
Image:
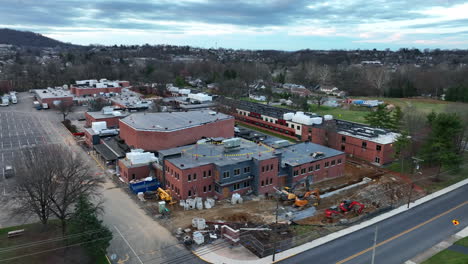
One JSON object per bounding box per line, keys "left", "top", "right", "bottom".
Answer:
{"left": 294, "top": 189, "right": 320, "bottom": 207}
{"left": 157, "top": 188, "right": 176, "bottom": 205}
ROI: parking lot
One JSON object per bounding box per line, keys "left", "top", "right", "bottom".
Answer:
{"left": 0, "top": 93, "right": 57, "bottom": 196}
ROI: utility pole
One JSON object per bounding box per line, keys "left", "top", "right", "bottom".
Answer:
{"left": 407, "top": 156, "right": 424, "bottom": 208}
{"left": 272, "top": 195, "right": 279, "bottom": 262}
{"left": 371, "top": 225, "right": 378, "bottom": 264}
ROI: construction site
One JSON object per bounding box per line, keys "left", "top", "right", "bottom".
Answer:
{"left": 121, "top": 157, "right": 425, "bottom": 258}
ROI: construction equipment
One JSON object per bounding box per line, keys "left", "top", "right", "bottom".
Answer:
{"left": 157, "top": 188, "right": 176, "bottom": 205}
{"left": 323, "top": 200, "right": 365, "bottom": 223}
{"left": 294, "top": 189, "right": 320, "bottom": 207}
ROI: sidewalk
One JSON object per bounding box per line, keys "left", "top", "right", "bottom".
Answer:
{"left": 405, "top": 226, "right": 468, "bottom": 264}
{"left": 195, "top": 178, "right": 468, "bottom": 264}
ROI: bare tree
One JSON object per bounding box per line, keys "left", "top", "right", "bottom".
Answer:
{"left": 310, "top": 92, "right": 327, "bottom": 109}
{"left": 56, "top": 101, "right": 74, "bottom": 121}
{"left": 13, "top": 145, "right": 104, "bottom": 233}
{"left": 365, "top": 66, "right": 390, "bottom": 96}
{"left": 13, "top": 146, "right": 58, "bottom": 226}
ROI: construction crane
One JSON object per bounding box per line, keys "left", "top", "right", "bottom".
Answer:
{"left": 157, "top": 188, "right": 176, "bottom": 205}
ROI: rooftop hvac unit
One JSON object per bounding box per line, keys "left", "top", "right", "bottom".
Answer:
{"left": 311, "top": 151, "right": 325, "bottom": 158}
{"left": 324, "top": 115, "right": 333, "bottom": 121}
{"left": 92, "top": 121, "right": 107, "bottom": 134}
{"left": 272, "top": 140, "right": 289, "bottom": 148}
{"left": 223, "top": 138, "right": 241, "bottom": 149}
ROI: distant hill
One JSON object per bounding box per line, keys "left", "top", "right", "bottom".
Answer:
{"left": 0, "top": 28, "right": 75, "bottom": 48}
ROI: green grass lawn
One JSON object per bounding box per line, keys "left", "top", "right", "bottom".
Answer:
{"left": 455, "top": 237, "right": 468, "bottom": 248}
{"left": 422, "top": 249, "right": 468, "bottom": 264}
{"left": 309, "top": 105, "right": 371, "bottom": 124}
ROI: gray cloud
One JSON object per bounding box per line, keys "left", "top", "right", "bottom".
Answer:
{"left": 0, "top": 0, "right": 467, "bottom": 33}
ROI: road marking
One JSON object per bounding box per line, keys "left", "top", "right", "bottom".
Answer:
{"left": 113, "top": 225, "right": 144, "bottom": 264}
{"left": 336, "top": 201, "right": 468, "bottom": 264}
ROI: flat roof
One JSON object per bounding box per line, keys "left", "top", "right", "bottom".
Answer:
{"left": 120, "top": 110, "right": 233, "bottom": 132}
{"left": 334, "top": 119, "right": 400, "bottom": 144}
{"left": 161, "top": 138, "right": 276, "bottom": 169}
{"left": 35, "top": 89, "right": 73, "bottom": 99}
{"left": 280, "top": 142, "right": 344, "bottom": 167}
{"left": 86, "top": 111, "right": 129, "bottom": 119}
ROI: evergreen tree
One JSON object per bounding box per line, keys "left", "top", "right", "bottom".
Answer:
{"left": 420, "top": 112, "right": 463, "bottom": 180}
{"left": 68, "top": 196, "right": 112, "bottom": 258}
{"left": 365, "top": 104, "right": 392, "bottom": 128}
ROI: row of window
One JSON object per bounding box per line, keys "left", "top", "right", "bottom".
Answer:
{"left": 261, "top": 164, "right": 274, "bottom": 173}
{"left": 233, "top": 181, "right": 251, "bottom": 191}
{"left": 239, "top": 118, "right": 293, "bottom": 136}
{"left": 223, "top": 166, "right": 251, "bottom": 179}
{"left": 187, "top": 170, "right": 212, "bottom": 182}
{"left": 293, "top": 159, "right": 342, "bottom": 176}
{"left": 341, "top": 136, "right": 382, "bottom": 151}
{"left": 260, "top": 178, "right": 274, "bottom": 187}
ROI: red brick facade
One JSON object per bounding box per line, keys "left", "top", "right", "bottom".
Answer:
{"left": 165, "top": 163, "right": 216, "bottom": 200}
{"left": 70, "top": 86, "right": 123, "bottom": 96}
{"left": 37, "top": 96, "right": 73, "bottom": 108}
{"left": 118, "top": 160, "right": 151, "bottom": 182}
{"left": 85, "top": 112, "right": 123, "bottom": 128}
{"left": 290, "top": 154, "right": 346, "bottom": 183}
{"left": 119, "top": 118, "right": 235, "bottom": 151}
{"left": 257, "top": 157, "right": 279, "bottom": 195}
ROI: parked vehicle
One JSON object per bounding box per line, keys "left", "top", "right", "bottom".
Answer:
{"left": 4, "top": 166, "right": 14, "bottom": 178}
{"left": 42, "top": 103, "right": 49, "bottom": 109}
{"left": 1, "top": 96, "right": 9, "bottom": 106}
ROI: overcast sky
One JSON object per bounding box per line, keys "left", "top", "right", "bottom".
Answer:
{"left": 1, "top": 0, "right": 468, "bottom": 50}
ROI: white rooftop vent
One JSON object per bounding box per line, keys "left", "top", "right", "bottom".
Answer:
{"left": 91, "top": 121, "right": 107, "bottom": 134}
{"left": 324, "top": 115, "right": 333, "bottom": 121}
{"left": 208, "top": 111, "right": 217, "bottom": 115}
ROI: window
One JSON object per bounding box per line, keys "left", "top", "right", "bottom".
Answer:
{"left": 208, "top": 170, "right": 212, "bottom": 177}
{"left": 262, "top": 166, "right": 265, "bottom": 172}
{"left": 203, "top": 186, "right": 207, "bottom": 193}
{"left": 188, "top": 174, "right": 191, "bottom": 181}
{"left": 342, "top": 136, "right": 346, "bottom": 142}
{"left": 193, "top": 173, "right": 197, "bottom": 180}
{"left": 132, "top": 174, "right": 136, "bottom": 180}
{"left": 291, "top": 124, "right": 295, "bottom": 129}
{"left": 234, "top": 169, "right": 240, "bottom": 176}
{"left": 203, "top": 171, "right": 207, "bottom": 178}
{"left": 188, "top": 190, "right": 192, "bottom": 197}
{"left": 223, "top": 171, "right": 230, "bottom": 179}
{"left": 270, "top": 164, "right": 274, "bottom": 170}
{"left": 244, "top": 167, "right": 250, "bottom": 173}
{"left": 244, "top": 181, "right": 250, "bottom": 188}
{"left": 293, "top": 170, "right": 299, "bottom": 176}
{"left": 375, "top": 157, "right": 381, "bottom": 164}
{"left": 233, "top": 183, "right": 241, "bottom": 190}
{"left": 325, "top": 162, "right": 330, "bottom": 168}
{"left": 362, "top": 141, "right": 367, "bottom": 149}
{"left": 301, "top": 168, "right": 306, "bottom": 174}
{"left": 215, "top": 185, "right": 219, "bottom": 192}
{"left": 208, "top": 185, "right": 212, "bottom": 191}
{"left": 270, "top": 178, "right": 273, "bottom": 185}
{"left": 308, "top": 166, "right": 314, "bottom": 172}
{"left": 261, "top": 180, "right": 264, "bottom": 186}
{"left": 265, "top": 165, "right": 269, "bottom": 171}
{"left": 376, "top": 145, "right": 382, "bottom": 151}
{"left": 341, "top": 145, "right": 346, "bottom": 151}
{"left": 338, "top": 159, "right": 342, "bottom": 164}
{"left": 316, "top": 164, "right": 320, "bottom": 170}
{"left": 331, "top": 160, "right": 336, "bottom": 166}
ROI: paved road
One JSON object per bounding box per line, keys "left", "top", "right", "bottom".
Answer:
{"left": 279, "top": 184, "right": 468, "bottom": 264}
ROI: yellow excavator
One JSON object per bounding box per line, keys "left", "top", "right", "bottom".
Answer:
{"left": 157, "top": 188, "right": 177, "bottom": 205}
{"left": 277, "top": 175, "right": 320, "bottom": 208}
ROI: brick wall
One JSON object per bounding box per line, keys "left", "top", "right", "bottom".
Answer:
{"left": 257, "top": 157, "right": 279, "bottom": 196}
{"left": 85, "top": 112, "right": 122, "bottom": 128}
{"left": 70, "top": 86, "right": 123, "bottom": 96}
{"left": 118, "top": 160, "right": 151, "bottom": 182}
{"left": 289, "top": 154, "right": 346, "bottom": 183}
{"left": 37, "top": 96, "right": 74, "bottom": 108}
{"left": 119, "top": 118, "right": 235, "bottom": 151}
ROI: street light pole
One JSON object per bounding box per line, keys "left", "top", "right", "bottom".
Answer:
{"left": 407, "top": 157, "right": 424, "bottom": 208}
{"left": 371, "top": 225, "right": 378, "bottom": 264}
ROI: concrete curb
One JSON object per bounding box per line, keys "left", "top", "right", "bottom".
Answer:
{"left": 197, "top": 178, "right": 468, "bottom": 264}
{"left": 406, "top": 226, "right": 468, "bottom": 263}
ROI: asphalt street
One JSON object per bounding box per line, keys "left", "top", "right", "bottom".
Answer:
{"left": 279, "top": 184, "right": 468, "bottom": 264}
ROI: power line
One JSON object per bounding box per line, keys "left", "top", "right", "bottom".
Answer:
{"left": 0, "top": 235, "right": 113, "bottom": 263}
{"left": 0, "top": 228, "right": 110, "bottom": 254}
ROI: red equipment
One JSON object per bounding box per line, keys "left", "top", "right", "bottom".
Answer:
{"left": 339, "top": 200, "right": 365, "bottom": 214}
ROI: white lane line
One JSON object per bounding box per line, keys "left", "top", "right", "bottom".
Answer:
{"left": 113, "top": 225, "right": 144, "bottom": 264}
